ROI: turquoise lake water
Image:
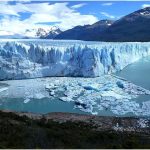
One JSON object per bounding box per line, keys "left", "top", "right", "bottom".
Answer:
{"left": 0, "top": 97, "right": 87, "bottom": 115}
{"left": 116, "top": 56, "right": 150, "bottom": 105}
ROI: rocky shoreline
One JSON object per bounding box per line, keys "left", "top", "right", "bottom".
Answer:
{"left": 0, "top": 110, "right": 150, "bottom": 148}
{"left": 1, "top": 110, "right": 150, "bottom": 132}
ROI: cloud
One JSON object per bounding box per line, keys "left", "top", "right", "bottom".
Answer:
{"left": 0, "top": 2, "right": 98, "bottom": 35}
{"left": 0, "top": 30, "right": 14, "bottom": 36}
{"left": 142, "top": 4, "right": 150, "bottom": 8}
{"left": 0, "top": 0, "right": 31, "bottom": 1}
{"left": 101, "top": 3, "right": 113, "bottom": 6}
{"left": 100, "top": 12, "right": 115, "bottom": 19}
{"left": 71, "top": 3, "right": 86, "bottom": 9}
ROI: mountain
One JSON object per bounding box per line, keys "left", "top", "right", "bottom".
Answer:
{"left": 97, "top": 7, "right": 150, "bottom": 42}
{"left": 0, "top": 7, "right": 149, "bottom": 41}
{"left": 55, "top": 20, "right": 114, "bottom": 40}
{"left": 0, "top": 27, "right": 62, "bottom": 39}
{"left": 24, "top": 26, "right": 62, "bottom": 39}
{"left": 43, "top": 27, "right": 62, "bottom": 39}
{"left": 55, "top": 7, "right": 150, "bottom": 42}
{"left": 24, "top": 28, "right": 47, "bottom": 38}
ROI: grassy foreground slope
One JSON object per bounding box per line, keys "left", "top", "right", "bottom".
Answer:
{"left": 0, "top": 110, "right": 150, "bottom": 149}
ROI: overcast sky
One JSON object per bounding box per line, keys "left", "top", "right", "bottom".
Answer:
{"left": 0, "top": 1, "right": 150, "bottom": 35}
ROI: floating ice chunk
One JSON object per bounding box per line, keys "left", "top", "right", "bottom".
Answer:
{"left": 97, "top": 105, "right": 104, "bottom": 111}
{"left": 54, "top": 80, "right": 60, "bottom": 85}
{"left": 101, "top": 91, "right": 124, "bottom": 99}
{"left": 50, "top": 90, "right": 55, "bottom": 96}
{"left": 64, "top": 87, "right": 83, "bottom": 99}
{"left": 34, "top": 93, "right": 45, "bottom": 99}
{"left": 45, "top": 83, "right": 57, "bottom": 89}
{"left": 45, "top": 83, "right": 53, "bottom": 89}
{"left": 0, "top": 87, "right": 8, "bottom": 93}
{"left": 59, "top": 97, "right": 73, "bottom": 102}
{"left": 82, "top": 83, "right": 100, "bottom": 91}
{"left": 91, "top": 111, "right": 98, "bottom": 115}
{"left": 24, "top": 98, "right": 30, "bottom": 103}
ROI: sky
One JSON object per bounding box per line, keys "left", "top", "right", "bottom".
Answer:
{"left": 0, "top": 0, "right": 150, "bottom": 36}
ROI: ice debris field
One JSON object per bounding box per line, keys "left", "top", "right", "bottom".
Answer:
{"left": 0, "top": 75, "right": 150, "bottom": 116}
{"left": 0, "top": 40, "right": 150, "bottom": 79}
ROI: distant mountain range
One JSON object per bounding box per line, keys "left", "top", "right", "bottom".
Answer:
{"left": 23, "top": 26, "right": 62, "bottom": 39}
{"left": 0, "top": 26, "right": 62, "bottom": 39}
{"left": 55, "top": 7, "right": 150, "bottom": 42}
{"left": 55, "top": 20, "right": 114, "bottom": 41}
{"left": 0, "top": 7, "right": 150, "bottom": 41}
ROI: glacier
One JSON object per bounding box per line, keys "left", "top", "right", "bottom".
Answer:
{"left": 0, "top": 40, "right": 150, "bottom": 80}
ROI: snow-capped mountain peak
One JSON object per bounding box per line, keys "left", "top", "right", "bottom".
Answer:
{"left": 138, "top": 7, "right": 150, "bottom": 16}
{"left": 0, "top": 26, "right": 62, "bottom": 39}
{"left": 139, "top": 7, "right": 150, "bottom": 16}
{"left": 122, "top": 6, "right": 150, "bottom": 21}
{"left": 24, "top": 26, "right": 62, "bottom": 39}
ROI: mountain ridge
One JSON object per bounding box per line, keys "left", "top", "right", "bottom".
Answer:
{"left": 0, "top": 7, "right": 149, "bottom": 41}
{"left": 0, "top": 26, "right": 62, "bottom": 39}
{"left": 55, "top": 7, "right": 150, "bottom": 42}
{"left": 55, "top": 20, "right": 114, "bottom": 40}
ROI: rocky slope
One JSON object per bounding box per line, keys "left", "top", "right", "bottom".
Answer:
{"left": 98, "top": 7, "right": 150, "bottom": 42}
{"left": 55, "top": 20, "right": 114, "bottom": 40}
{"left": 55, "top": 7, "right": 150, "bottom": 42}
{"left": 0, "top": 110, "right": 150, "bottom": 148}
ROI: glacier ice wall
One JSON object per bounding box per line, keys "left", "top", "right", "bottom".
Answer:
{"left": 0, "top": 40, "right": 150, "bottom": 80}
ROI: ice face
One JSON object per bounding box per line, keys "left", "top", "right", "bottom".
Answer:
{"left": 0, "top": 40, "right": 150, "bottom": 80}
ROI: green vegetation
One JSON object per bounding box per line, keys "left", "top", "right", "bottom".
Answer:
{"left": 0, "top": 111, "right": 150, "bottom": 149}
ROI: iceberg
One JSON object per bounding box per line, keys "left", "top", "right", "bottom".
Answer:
{"left": 0, "top": 40, "right": 150, "bottom": 80}
{"left": 24, "top": 98, "right": 30, "bottom": 104}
